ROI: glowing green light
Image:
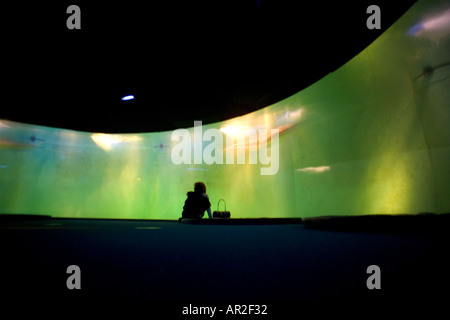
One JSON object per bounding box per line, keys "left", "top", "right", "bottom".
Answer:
{"left": 1, "top": 0, "right": 449, "bottom": 219}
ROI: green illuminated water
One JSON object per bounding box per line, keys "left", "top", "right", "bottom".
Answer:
{"left": 1, "top": 0, "right": 449, "bottom": 219}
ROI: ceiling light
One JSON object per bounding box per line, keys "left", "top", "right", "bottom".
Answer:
{"left": 121, "top": 95, "right": 134, "bottom": 101}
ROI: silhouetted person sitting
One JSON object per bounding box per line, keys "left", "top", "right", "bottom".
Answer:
{"left": 182, "top": 182, "right": 212, "bottom": 219}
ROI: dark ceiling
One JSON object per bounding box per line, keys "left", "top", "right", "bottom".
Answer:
{"left": 3, "top": 1, "right": 417, "bottom": 133}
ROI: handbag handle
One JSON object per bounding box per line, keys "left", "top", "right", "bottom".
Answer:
{"left": 216, "top": 199, "right": 227, "bottom": 212}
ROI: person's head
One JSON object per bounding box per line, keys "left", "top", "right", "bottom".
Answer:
{"left": 194, "top": 182, "right": 207, "bottom": 194}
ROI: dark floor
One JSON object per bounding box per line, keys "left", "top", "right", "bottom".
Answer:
{"left": 1, "top": 215, "right": 449, "bottom": 317}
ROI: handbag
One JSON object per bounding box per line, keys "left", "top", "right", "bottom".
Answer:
{"left": 213, "top": 199, "right": 231, "bottom": 219}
